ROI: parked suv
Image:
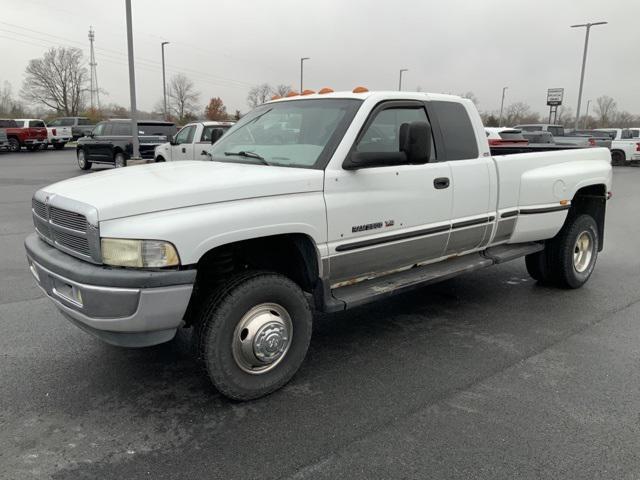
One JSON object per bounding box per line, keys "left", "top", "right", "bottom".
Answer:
{"left": 76, "top": 119, "right": 177, "bottom": 170}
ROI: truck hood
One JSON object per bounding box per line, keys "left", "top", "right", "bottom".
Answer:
{"left": 41, "top": 161, "right": 324, "bottom": 221}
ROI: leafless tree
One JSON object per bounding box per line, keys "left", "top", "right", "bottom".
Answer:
{"left": 594, "top": 95, "right": 617, "bottom": 127}
{"left": 503, "top": 102, "right": 539, "bottom": 126}
{"left": 272, "top": 84, "right": 292, "bottom": 97}
{"left": 555, "top": 105, "right": 573, "bottom": 125}
{"left": 612, "top": 110, "right": 634, "bottom": 128}
{"left": 21, "top": 47, "right": 88, "bottom": 115}
{"left": 0, "top": 81, "right": 13, "bottom": 115}
{"left": 168, "top": 74, "right": 200, "bottom": 123}
{"left": 247, "top": 83, "right": 273, "bottom": 108}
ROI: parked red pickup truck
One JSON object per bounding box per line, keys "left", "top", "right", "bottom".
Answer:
{"left": 0, "top": 119, "right": 48, "bottom": 152}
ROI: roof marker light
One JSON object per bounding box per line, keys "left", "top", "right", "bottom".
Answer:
{"left": 318, "top": 87, "right": 334, "bottom": 94}
{"left": 271, "top": 95, "right": 282, "bottom": 100}
{"left": 285, "top": 91, "right": 299, "bottom": 97}
{"left": 352, "top": 86, "right": 369, "bottom": 93}
{"left": 301, "top": 89, "right": 315, "bottom": 95}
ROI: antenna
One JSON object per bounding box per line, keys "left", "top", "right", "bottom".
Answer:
{"left": 88, "top": 26, "right": 100, "bottom": 110}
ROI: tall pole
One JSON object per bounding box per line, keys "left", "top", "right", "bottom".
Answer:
{"left": 161, "top": 41, "right": 169, "bottom": 120}
{"left": 498, "top": 86, "right": 508, "bottom": 127}
{"left": 300, "top": 57, "right": 310, "bottom": 93}
{"left": 125, "top": 0, "right": 139, "bottom": 159}
{"left": 398, "top": 68, "right": 408, "bottom": 91}
{"left": 583, "top": 99, "right": 591, "bottom": 129}
{"left": 571, "top": 21, "right": 607, "bottom": 130}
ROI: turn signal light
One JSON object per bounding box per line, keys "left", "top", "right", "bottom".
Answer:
{"left": 318, "top": 87, "right": 334, "bottom": 94}
{"left": 636, "top": 142, "right": 640, "bottom": 152}
{"left": 285, "top": 91, "right": 299, "bottom": 97}
{"left": 352, "top": 86, "right": 369, "bottom": 93}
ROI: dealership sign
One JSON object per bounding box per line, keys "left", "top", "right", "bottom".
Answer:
{"left": 547, "top": 88, "right": 564, "bottom": 106}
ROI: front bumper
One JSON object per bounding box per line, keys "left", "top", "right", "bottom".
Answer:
{"left": 25, "top": 233, "right": 196, "bottom": 347}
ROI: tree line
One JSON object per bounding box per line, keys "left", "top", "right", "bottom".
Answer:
{"left": 4, "top": 46, "right": 639, "bottom": 130}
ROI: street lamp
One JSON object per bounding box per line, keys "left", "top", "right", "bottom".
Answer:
{"left": 300, "top": 57, "right": 310, "bottom": 93}
{"left": 125, "top": 0, "right": 139, "bottom": 159}
{"left": 498, "top": 86, "right": 508, "bottom": 127}
{"left": 571, "top": 21, "right": 607, "bottom": 130}
{"left": 161, "top": 41, "right": 169, "bottom": 120}
{"left": 398, "top": 68, "right": 408, "bottom": 91}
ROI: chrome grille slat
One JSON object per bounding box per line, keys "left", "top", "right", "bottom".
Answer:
{"left": 32, "top": 199, "right": 47, "bottom": 219}
{"left": 49, "top": 206, "right": 87, "bottom": 232}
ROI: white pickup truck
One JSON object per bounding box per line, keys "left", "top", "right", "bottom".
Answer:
{"left": 595, "top": 128, "right": 640, "bottom": 165}
{"left": 25, "top": 90, "right": 612, "bottom": 400}
{"left": 154, "top": 121, "right": 233, "bottom": 162}
{"left": 44, "top": 118, "right": 74, "bottom": 150}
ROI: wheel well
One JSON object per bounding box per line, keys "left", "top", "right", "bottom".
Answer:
{"left": 611, "top": 149, "right": 625, "bottom": 159}
{"left": 155, "top": 156, "right": 165, "bottom": 162}
{"left": 570, "top": 184, "right": 607, "bottom": 251}
{"left": 184, "top": 234, "right": 320, "bottom": 326}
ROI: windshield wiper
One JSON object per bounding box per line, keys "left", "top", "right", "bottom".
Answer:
{"left": 224, "top": 150, "right": 269, "bottom": 165}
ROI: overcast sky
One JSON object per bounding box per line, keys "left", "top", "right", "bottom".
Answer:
{"left": 2, "top": 0, "right": 639, "bottom": 117}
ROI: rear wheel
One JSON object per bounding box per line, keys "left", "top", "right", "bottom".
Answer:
{"left": 526, "top": 214, "right": 598, "bottom": 289}
{"left": 53, "top": 143, "right": 65, "bottom": 150}
{"left": 77, "top": 149, "right": 92, "bottom": 170}
{"left": 196, "top": 271, "right": 312, "bottom": 400}
{"left": 8, "top": 138, "right": 20, "bottom": 152}
{"left": 611, "top": 150, "right": 625, "bottom": 166}
{"left": 114, "top": 152, "right": 127, "bottom": 168}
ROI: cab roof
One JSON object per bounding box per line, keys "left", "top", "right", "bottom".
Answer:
{"left": 265, "top": 90, "right": 463, "bottom": 104}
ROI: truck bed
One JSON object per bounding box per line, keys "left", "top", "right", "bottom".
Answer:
{"left": 489, "top": 144, "right": 585, "bottom": 155}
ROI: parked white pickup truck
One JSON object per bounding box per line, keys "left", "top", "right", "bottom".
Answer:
{"left": 154, "top": 121, "right": 233, "bottom": 162}
{"left": 25, "top": 90, "right": 612, "bottom": 400}
{"left": 595, "top": 128, "right": 640, "bottom": 165}
{"left": 44, "top": 118, "right": 73, "bottom": 150}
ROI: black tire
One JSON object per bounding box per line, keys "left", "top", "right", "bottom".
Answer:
{"left": 39, "top": 143, "right": 48, "bottom": 150}
{"left": 8, "top": 138, "right": 20, "bottom": 152}
{"left": 196, "top": 271, "right": 312, "bottom": 400}
{"left": 26, "top": 145, "right": 36, "bottom": 152}
{"left": 53, "top": 143, "right": 65, "bottom": 150}
{"left": 77, "top": 149, "right": 92, "bottom": 170}
{"left": 611, "top": 150, "right": 625, "bottom": 166}
{"left": 114, "top": 152, "right": 127, "bottom": 168}
{"left": 541, "top": 214, "right": 599, "bottom": 289}
{"left": 155, "top": 156, "right": 165, "bottom": 163}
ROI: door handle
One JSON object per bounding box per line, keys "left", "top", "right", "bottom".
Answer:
{"left": 433, "top": 177, "right": 450, "bottom": 189}
{"left": 181, "top": 147, "right": 186, "bottom": 153}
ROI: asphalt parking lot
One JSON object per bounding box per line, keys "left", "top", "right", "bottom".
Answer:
{"left": 1, "top": 148, "right": 640, "bottom": 480}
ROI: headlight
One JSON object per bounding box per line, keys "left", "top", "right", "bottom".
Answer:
{"left": 101, "top": 238, "right": 180, "bottom": 268}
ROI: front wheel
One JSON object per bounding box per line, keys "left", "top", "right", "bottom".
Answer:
{"left": 77, "top": 149, "right": 92, "bottom": 170}
{"left": 196, "top": 272, "right": 312, "bottom": 400}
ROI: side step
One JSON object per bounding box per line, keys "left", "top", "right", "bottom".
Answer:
{"left": 331, "top": 242, "right": 543, "bottom": 310}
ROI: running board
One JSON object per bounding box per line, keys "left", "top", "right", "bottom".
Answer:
{"left": 330, "top": 242, "right": 543, "bottom": 310}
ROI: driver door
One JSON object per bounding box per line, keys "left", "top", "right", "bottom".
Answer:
{"left": 171, "top": 125, "right": 196, "bottom": 160}
{"left": 324, "top": 101, "right": 453, "bottom": 286}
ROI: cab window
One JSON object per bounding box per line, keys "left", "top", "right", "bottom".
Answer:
{"left": 356, "top": 106, "right": 436, "bottom": 161}
{"left": 175, "top": 125, "right": 196, "bottom": 144}
{"left": 92, "top": 122, "right": 106, "bottom": 135}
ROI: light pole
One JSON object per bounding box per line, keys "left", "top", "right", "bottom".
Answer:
{"left": 498, "top": 86, "right": 508, "bottom": 127}
{"left": 161, "top": 41, "right": 169, "bottom": 120}
{"left": 300, "top": 57, "right": 310, "bottom": 93}
{"left": 398, "top": 68, "right": 408, "bottom": 91}
{"left": 583, "top": 99, "right": 591, "bottom": 128}
{"left": 571, "top": 21, "right": 607, "bottom": 130}
{"left": 125, "top": 0, "right": 139, "bottom": 159}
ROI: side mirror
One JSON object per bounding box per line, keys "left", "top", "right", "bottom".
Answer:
{"left": 169, "top": 135, "right": 176, "bottom": 145}
{"left": 343, "top": 120, "right": 432, "bottom": 170}
{"left": 210, "top": 128, "right": 225, "bottom": 144}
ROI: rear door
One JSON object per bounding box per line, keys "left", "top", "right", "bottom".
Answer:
{"left": 429, "top": 100, "right": 494, "bottom": 254}
{"left": 324, "top": 101, "right": 453, "bottom": 286}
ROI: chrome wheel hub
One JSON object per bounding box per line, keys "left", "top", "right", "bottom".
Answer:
{"left": 573, "top": 231, "right": 593, "bottom": 273}
{"left": 232, "top": 303, "right": 292, "bottom": 375}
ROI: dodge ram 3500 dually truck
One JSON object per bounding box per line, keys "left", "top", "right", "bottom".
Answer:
{"left": 25, "top": 89, "right": 612, "bottom": 400}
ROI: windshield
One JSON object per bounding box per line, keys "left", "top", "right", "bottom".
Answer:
{"left": 208, "top": 98, "right": 362, "bottom": 169}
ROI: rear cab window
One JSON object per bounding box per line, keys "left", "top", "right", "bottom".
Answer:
{"left": 429, "top": 101, "right": 478, "bottom": 160}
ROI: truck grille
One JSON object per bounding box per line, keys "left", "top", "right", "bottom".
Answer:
{"left": 32, "top": 198, "right": 97, "bottom": 261}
